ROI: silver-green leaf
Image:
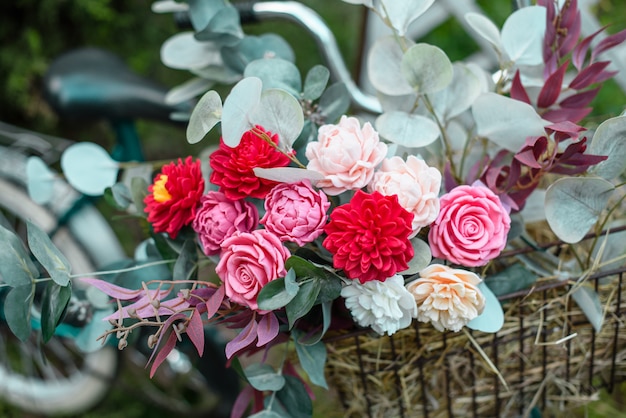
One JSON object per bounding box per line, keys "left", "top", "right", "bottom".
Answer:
{"left": 375, "top": 111, "right": 439, "bottom": 148}
{"left": 221, "top": 77, "right": 262, "bottom": 147}
{"left": 27, "top": 221, "right": 71, "bottom": 286}
{"left": 401, "top": 43, "right": 453, "bottom": 95}
{"left": 589, "top": 115, "right": 626, "bottom": 180}
{"left": 186, "top": 90, "right": 222, "bottom": 144}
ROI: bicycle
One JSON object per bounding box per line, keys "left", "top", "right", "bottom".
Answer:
{"left": 0, "top": 47, "right": 238, "bottom": 417}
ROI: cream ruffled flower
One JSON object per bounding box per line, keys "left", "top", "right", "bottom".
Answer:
{"left": 341, "top": 275, "right": 417, "bottom": 336}
{"left": 406, "top": 264, "right": 485, "bottom": 332}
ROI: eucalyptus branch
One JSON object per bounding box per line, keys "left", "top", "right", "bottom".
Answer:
{"left": 584, "top": 191, "right": 626, "bottom": 268}
{"left": 68, "top": 259, "right": 176, "bottom": 279}
{"left": 422, "top": 94, "right": 459, "bottom": 181}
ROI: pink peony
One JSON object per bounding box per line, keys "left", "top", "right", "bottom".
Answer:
{"left": 216, "top": 229, "right": 290, "bottom": 311}
{"left": 428, "top": 184, "right": 511, "bottom": 267}
{"left": 305, "top": 115, "right": 387, "bottom": 195}
{"left": 260, "top": 180, "right": 330, "bottom": 246}
{"left": 192, "top": 191, "right": 259, "bottom": 256}
{"left": 368, "top": 155, "right": 441, "bottom": 237}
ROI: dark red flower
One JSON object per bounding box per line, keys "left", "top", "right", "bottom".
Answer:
{"left": 323, "top": 190, "right": 414, "bottom": 283}
{"left": 209, "top": 126, "right": 292, "bottom": 200}
{"left": 144, "top": 156, "right": 205, "bottom": 239}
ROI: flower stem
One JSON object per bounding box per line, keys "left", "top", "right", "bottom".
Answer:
{"left": 251, "top": 127, "right": 306, "bottom": 169}
{"left": 422, "top": 94, "right": 460, "bottom": 181}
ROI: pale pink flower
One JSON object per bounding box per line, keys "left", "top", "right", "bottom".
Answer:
{"left": 305, "top": 115, "right": 387, "bottom": 195}
{"left": 192, "top": 191, "right": 258, "bottom": 256}
{"left": 260, "top": 180, "right": 330, "bottom": 246}
{"left": 216, "top": 230, "right": 290, "bottom": 311}
{"left": 406, "top": 264, "right": 485, "bottom": 332}
{"left": 368, "top": 156, "right": 441, "bottom": 237}
{"left": 428, "top": 184, "right": 511, "bottom": 267}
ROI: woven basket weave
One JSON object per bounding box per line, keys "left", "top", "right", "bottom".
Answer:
{"left": 325, "top": 236, "right": 626, "bottom": 418}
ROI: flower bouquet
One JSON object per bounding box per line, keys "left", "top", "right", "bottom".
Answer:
{"left": 45, "top": 0, "right": 626, "bottom": 417}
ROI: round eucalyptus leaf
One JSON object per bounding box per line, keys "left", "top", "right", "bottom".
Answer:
{"left": 466, "top": 282, "right": 504, "bottom": 333}
{"left": 501, "top": 6, "right": 546, "bottom": 66}
{"left": 61, "top": 143, "right": 119, "bottom": 196}
{"left": 303, "top": 65, "right": 330, "bottom": 101}
{"left": 193, "top": 4, "right": 243, "bottom": 46}
{"left": 472, "top": 92, "right": 547, "bottom": 152}
{"left": 589, "top": 115, "right": 626, "bottom": 179}
{"left": 465, "top": 12, "right": 502, "bottom": 53}
{"left": 187, "top": 90, "right": 223, "bottom": 144}
{"left": 151, "top": 0, "right": 188, "bottom": 13}
{"left": 165, "top": 77, "right": 214, "bottom": 105}
{"left": 429, "top": 62, "right": 482, "bottom": 121}
{"left": 222, "top": 77, "right": 262, "bottom": 147}
{"left": 381, "top": 0, "right": 435, "bottom": 36}
{"left": 545, "top": 177, "right": 615, "bottom": 244}
{"left": 400, "top": 238, "right": 432, "bottom": 275}
{"left": 401, "top": 43, "right": 453, "bottom": 95}
{"left": 160, "top": 32, "right": 222, "bottom": 70}
{"left": 191, "top": 64, "right": 241, "bottom": 84}
{"left": 319, "top": 82, "right": 350, "bottom": 122}
{"left": 253, "top": 167, "right": 324, "bottom": 184}
{"left": 251, "top": 88, "right": 304, "bottom": 149}
{"left": 222, "top": 34, "right": 295, "bottom": 73}
{"left": 26, "top": 156, "right": 55, "bottom": 204}
{"left": 244, "top": 58, "right": 302, "bottom": 96}
{"left": 375, "top": 111, "right": 439, "bottom": 148}
{"left": 368, "top": 36, "right": 413, "bottom": 96}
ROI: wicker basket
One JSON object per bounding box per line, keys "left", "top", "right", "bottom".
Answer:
{"left": 325, "top": 234, "right": 626, "bottom": 418}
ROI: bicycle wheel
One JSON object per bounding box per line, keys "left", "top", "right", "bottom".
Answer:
{"left": 0, "top": 175, "right": 119, "bottom": 415}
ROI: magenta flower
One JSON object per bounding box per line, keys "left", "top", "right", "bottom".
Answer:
{"left": 260, "top": 180, "right": 330, "bottom": 246}
{"left": 192, "top": 191, "right": 258, "bottom": 256}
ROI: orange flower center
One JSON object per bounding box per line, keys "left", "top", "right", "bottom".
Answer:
{"left": 153, "top": 174, "right": 172, "bottom": 203}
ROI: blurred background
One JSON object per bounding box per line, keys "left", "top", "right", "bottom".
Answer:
{"left": 1, "top": 0, "right": 625, "bottom": 416}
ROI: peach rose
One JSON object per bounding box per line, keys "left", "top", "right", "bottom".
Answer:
{"left": 305, "top": 115, "right": 387, "bottom": 195}
{"left": 406, "top": 264, "right": 485, "bottom": 332}
{"left": 368, "top": 156, "right": 441, "bottom": 237}
{"left": 428, "top": 184, "right": 510, "bottom": 267}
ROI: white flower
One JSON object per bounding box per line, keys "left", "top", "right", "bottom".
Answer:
{"left": 341, "top": 275, "right": 417, "bottom": 336}
{"left": 406, "top": 264, "right": 486, "bottom": 332}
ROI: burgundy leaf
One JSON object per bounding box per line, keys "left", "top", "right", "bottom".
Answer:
{"left": 559, "top": 87, "right": 601, "bottom": 109}
{"left": 225, "top": 319, "right": 258, "bottom": 359}
{"left": 79, "top": 277, "right": 144, "bottom": 300}
{"left": 572, "top": 27, "right": 605, "bottom": 70}
{"left": 102, "top": 288, "right": 174, "bottom": 321}
{"left": 188, "top": 285, "right": 218, "bottom": 307}
{"left": 592, "top": 28, "right": 626, "bottom": 62}
{"left": 537, "top": 60, "right": 568, "bottom": 108}
{"left": 149, "top": 331, "right": 178, "bottom": 378}
{"left": 592, "top": 69, "right": 619, "bottom": 85}
{"left": 542, "top": 107, "right": 592, "bottom": 124}
{"left": 569, "top": 61, "right": 611, "bottom": 89}
{"left": 443, "top": 162, "right": 458, "bottom": 193}
{"left": 558, "top": 13, "right": 581, "bottom": 57}
{"left": 187, "top": 309, "right": 205, "bottom": 357}
{"left": 256, "top": 312, "right": 280, "bottom": 347}
{"left": 464, "top": 155, "right": 490, "bottom": 185}
{"left": 205, "top": 284, "right": 225, "bottom": 319}
{"left": 230, "top": 385, "right": 254, "bottom": 418}
{"left": 515, "top": 149, "right": 543, "bottom": 169}
{"left": 510, "top": 71, "right": 531, "bottom": 104}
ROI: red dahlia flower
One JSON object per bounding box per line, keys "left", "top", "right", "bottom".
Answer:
{"left": 323, "top": 190, "right": 414, "bottom": 283}
{"left": 210, "top": 126, "right": 292, "bottom": 200}
{"left": 144, "top": 156, "right": 205, "bottom": 239}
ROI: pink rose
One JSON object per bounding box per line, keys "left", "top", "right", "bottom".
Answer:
{"left": 260, "top": 180, "right": 330, "bottom": 246}
{"left": 192, "top": 191, "right": 259, "bottom": 256}
{"left": 368, "top": 156, "right": 441, "bottom": 237}
{"left": 428, "top": 184, "right": 510, "bottom": 267}
{"left": 216, "top": 229, "right": 290, "bottom": 311}
{"left": 305, "top": 115, "right": 387, "bottom": 195}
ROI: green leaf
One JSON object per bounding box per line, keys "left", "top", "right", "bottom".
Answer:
{"left": 375, "top": 111, "right": 439, "bottom": 148}
{"left": 26, "top": 156, "right": 55, "bottom": 204}
{"left": 465, "top": 12, "right": 502, "bottom": 52}
{"left": 249, "top": 411, "right": 284, "bottom": 418}
{"left": 589, "top": 115, "right": 626, "bottom": 180}
{"left": 318, "top": 82, "right": 350, "bottom": 122}
{"left": 186, "top": 90, "right": 222, "bottom": 144}
{"left": 244, "top": 58, "right": 302, "bottom": 97}
{"left": 75, "top": 307, "right": 114, "bottom": 353}
{"left": 244, "top": 363, "right": 286, "bottom": 392}
{"left": 484, "top": 263, "right": 539, "bottom": 296}
{"left": 4, "top": 284, "right": 35, "bottom": 341}
{"left": 0, "top": 225, "right": 38, "bottom": 287}
{"left": 221, "top": 77, "right": 262, "bottom": 147}
{"left": 251, "top": 88, "right": 304, "bottom": 149}
{"left": 296, "top": 301, "right": 332, "bottom": 346}
{"left": 571, "top": 285, "right": 604, "bottom": 332}
{"left": 165, "top": 77, "right": 214, "bottom": 105}
{"left": 173, "top": 239, "right": 198, "bottom": 281}
{"left": 257, "top": 269, "right": 299, "bottom": 311}
{"left": 368, "top": 36, "right": 413, "bottom": 96}
{"left": 382, "top": 0, "right": 435, "bottom": 36}
{"left": 104, "top": 182, "right": 133, "bottom": 210}
{"left": 285, "top": 278, "right": 322, "bottom": 329}
{"left": 160, "top": 32, "right": 223, "bottom": 70}
{"left": 193, "top": 4, "right": 244, "bottom": 46}
{"left": 130, "top": 176, "right": 149, "bottom": 216}
{"left": 60, "top": 142, "right": 119, "bottom": 196}
{"left": 400, "top": 238, "right": 432, "bottom": 275}
{"left": 41, "top": 281, "right": 72, "bottom": 343}
{"left": 401, "top": 43, "right": 453, "bottom": 95}
{"left": 222, "top": 34, "right": 295, "bottom": 73}
{"left": 274, "top": 375, "right": 313, "bottom": 418}
{"left": 293, "top": 332, "right": 328, "bottom": 389}
{"left": 428, "top": 62, "right": 482, "bottom": 121}
{"left": 466, "top": 282, "right": 504, "bottom": 333}
{"left": 303, "top": 65, "right": 330, "bottom": 101}
{"left": 501, "top": 6, "right": 546, "bottom": 66}
{"left": 27, "top": 221, "right": 71, "bottom": 286}
{"left": 545, "top": 177, "right": 615, "bottom": 244}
